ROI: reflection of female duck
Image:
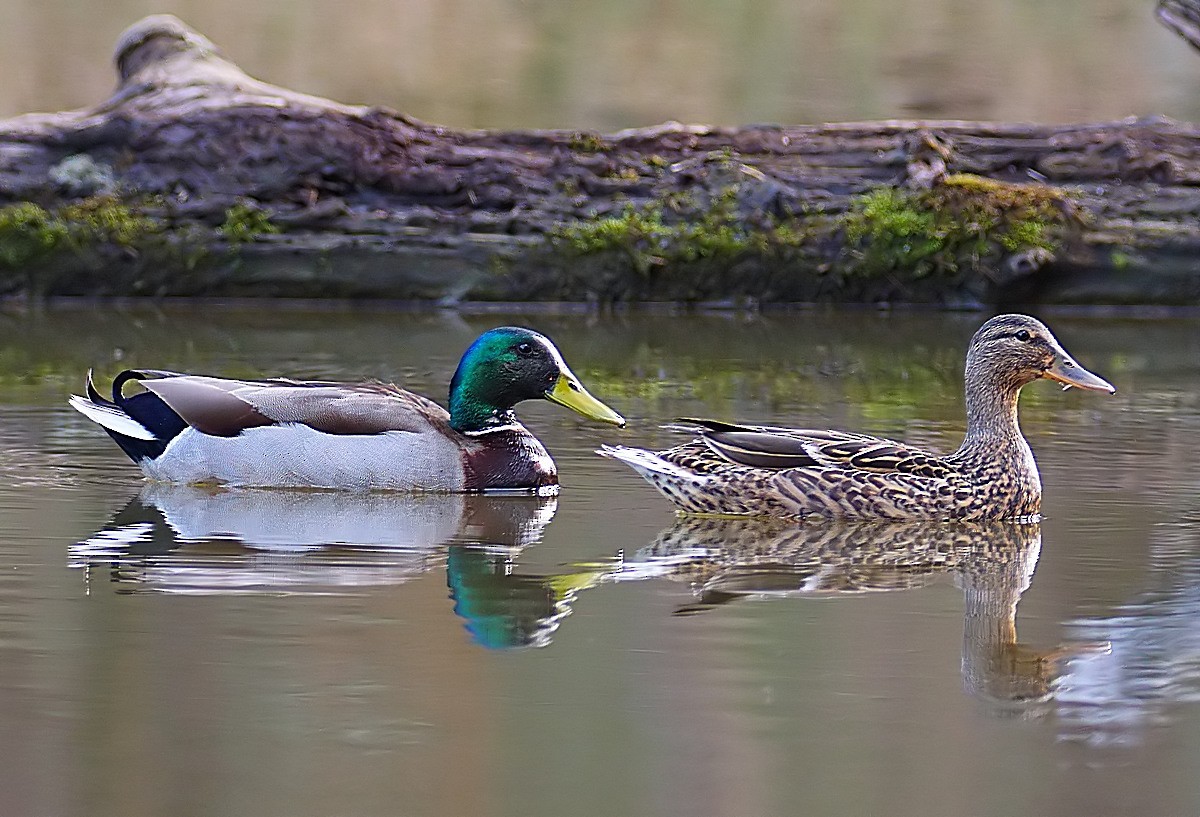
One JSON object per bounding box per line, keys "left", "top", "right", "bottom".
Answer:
{"left": 624, "top": 516, "right": 1099, "bottom": 705}
{"left": 71, "top": 485, "right": 558, "bottom": 592}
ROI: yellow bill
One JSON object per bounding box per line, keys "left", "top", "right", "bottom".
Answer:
{"left": 545, "top": 372, "right": 626, "bottom": 427}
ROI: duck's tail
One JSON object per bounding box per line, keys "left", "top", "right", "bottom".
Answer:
{"left": 69, "top": 370, "right": 187, "bottom": 462}
{"left": 599, "top": 444, "right": 791, "bottom": 518}
{"left": 597, "top": 444, "right": 724, "bottom": 512}
{"left": 597, "top": 444, "right": 700, "bottom": 482}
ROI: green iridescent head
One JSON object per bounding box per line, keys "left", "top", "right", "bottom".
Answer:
{"left": 448, "top": 327, "right": 625, "bottom": 433}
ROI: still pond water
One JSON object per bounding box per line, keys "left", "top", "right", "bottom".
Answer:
{"left": 0, "top": 304, "right": 1198, "bottom": 817}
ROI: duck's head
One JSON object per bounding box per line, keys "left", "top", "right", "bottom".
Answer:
{"left": 449, "top": 327, "right": 626, "bottom": 433}
{"left": 966, "top": 314, "right": 1116, "bottom": 394}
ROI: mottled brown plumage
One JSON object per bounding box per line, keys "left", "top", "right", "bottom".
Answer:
{"left": 601, "top": 314, "right": 1115, "bottom": 520}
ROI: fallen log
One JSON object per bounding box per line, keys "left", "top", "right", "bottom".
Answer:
{"left": 1, "top": 12, "right": 1199, "bottom": 305}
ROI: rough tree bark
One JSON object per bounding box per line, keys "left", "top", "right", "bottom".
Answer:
{"left": 1, "top": 12, "right": 1199, "bottom": 304}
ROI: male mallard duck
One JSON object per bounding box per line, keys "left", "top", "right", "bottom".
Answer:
{"left": 600, "top": 314, "right": 1114, "bottom": 520}
{"left": 71, "top": 326, "right": 624, "bottom": 492}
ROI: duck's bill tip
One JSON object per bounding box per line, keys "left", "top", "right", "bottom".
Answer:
{"left": 1043, "top": 357, "right": 1116, "bottom": 394}
{"left": 546, "top": 375, "right": 626, "bottom": 427}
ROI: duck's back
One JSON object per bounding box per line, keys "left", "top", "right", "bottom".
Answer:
{"left": 73, "top": 371, "right": 471, "bottom": 491}
{"left": 604, "top": 436, "right": 1041, "bottom": 521}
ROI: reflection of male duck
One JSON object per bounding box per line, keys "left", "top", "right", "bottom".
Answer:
{"left": 446, "top": 546, "right": 609, "bottom": 650}
{"left": 71, "top": 485, "right": 558, "bottom": 593}
{"left": 622, "top": 517, "right": 1103, "bottom": 705}
{"left": 73, "top": 485, "right": 609, "bottom": 649}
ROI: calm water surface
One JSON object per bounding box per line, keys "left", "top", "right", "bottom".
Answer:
{"left": 1, "top": 304, "right": 1198, "bottom": 817}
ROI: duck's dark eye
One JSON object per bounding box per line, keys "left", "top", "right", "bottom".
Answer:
{"left": 1015, "top": 330, "right": 1031, "bottom": 342}
{"left": 516, "top": 342, "right": 534, "bottom": 356}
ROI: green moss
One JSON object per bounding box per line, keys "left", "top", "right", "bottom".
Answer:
{"left": 840, "top": 173, "right": 1077, "bottom": 279}
{"left": 998, "top": 218, "right": 1049, "bottom": 252}
{"left": 0, "top": 195, "right": 252, "bottom": 289}
{"left": 551, "top": 170, "right": 1079, "bottom": 293}
{"left": 1110, "top": 250, "right": 1133, "bottom": 271}
{"left": 551, "top": 184, "right": 812, "bottom": 279}
{"left": 843, "top": 188, "right": 944, "bottom": 276}
{"left": 0, "top": 203, "right": 70, "bottom": 268}
{"left": 0, "top": 196, "right": 161, "bottom": 269}
{"left": 59, "top": 196, "right": 156, "bottom": 248}
{"left": 599, "top": 164, "right": 643, "bottom": 182}
{"left": 555, "top": 201, "right": 745, "bottom": 274}
{"left": 218, "top": 202, "right": 279, "bottom": 244}
{"left": 567, "top": 132, "right": 605, "bottom": 153}
{"left": 558, "top": 206, "right": 662, "bottom": 258}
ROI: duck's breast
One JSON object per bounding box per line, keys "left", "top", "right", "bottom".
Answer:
{"left": 953, "top": 440, "right": 1043, "bottom": 520}
{"left": 461, "top": 427, "right": 558, "bottom": 493}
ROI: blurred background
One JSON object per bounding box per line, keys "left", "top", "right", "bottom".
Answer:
{"left": 2, "top": 0, "right": 1198, "bottom": 129}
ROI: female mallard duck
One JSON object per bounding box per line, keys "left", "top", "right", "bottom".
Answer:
{"left": 600, "top": 314, "right": 1114, "bottom": 520}
{"left": 71, "top": 326, "right": 624, "bottom": 493}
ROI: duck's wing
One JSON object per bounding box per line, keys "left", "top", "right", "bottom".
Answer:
{"left": 129, "top": 371, "right": 449, "bottom": 437}
{"left": 798, "top": 435, "right": 955, "bottom": 479}
{"left": 676, "top": 418, "right": 954, "bottom": 478}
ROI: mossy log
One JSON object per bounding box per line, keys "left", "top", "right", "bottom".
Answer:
{"left": 2, "top": 13, "right": 1200, "bottom": 305}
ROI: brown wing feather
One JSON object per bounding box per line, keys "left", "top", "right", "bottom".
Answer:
{"left": 236, "top": 381, "right": 448, "bottom": 435}
{"left": 141, "top": 375, "right": 449, "bottom": 437}
{"left": 139, "top": 376, "right": 274, "bottom": 437}
{"left": 686, "top": 418, "right": 952, "bottom": 478}
{"left": 812, "top": 438, "right": 955, "bottom": 479}
{"left": 700, "top": 431, "right": 822, "bottom": 469}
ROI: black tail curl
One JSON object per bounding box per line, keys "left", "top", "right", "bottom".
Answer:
{"left": 86, "top": 370, "right": 188, "bottom": 462}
